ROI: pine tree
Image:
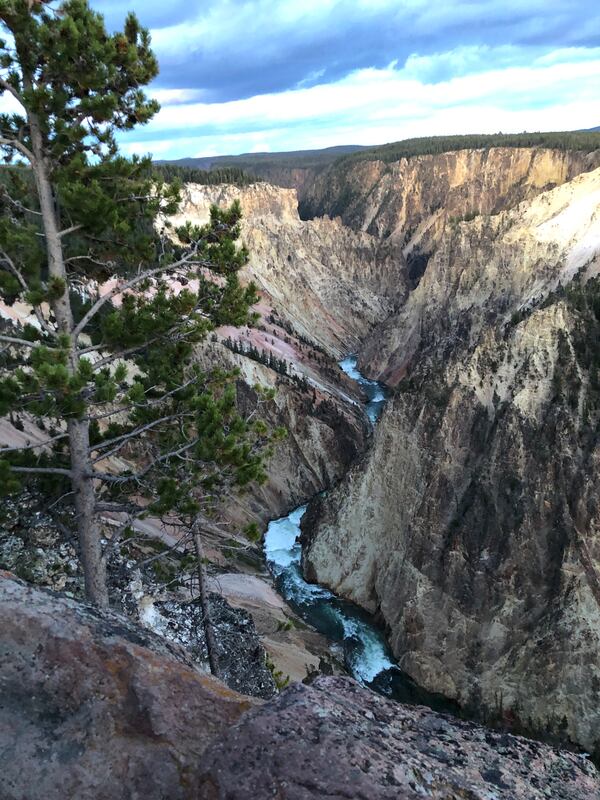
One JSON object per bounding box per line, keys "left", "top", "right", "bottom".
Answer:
{"left": 0, "top": 0, "right": 271, "bottom": 610}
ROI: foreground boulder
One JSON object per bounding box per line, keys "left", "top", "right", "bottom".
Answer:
{"left": 0, "top": 573, "right": 258, "bottom": 800}
{"left": 2, "top": 574, "right": 599, "bottom": 799}
{"left": 198, "top": 676, "right": 600, "bottom": 799}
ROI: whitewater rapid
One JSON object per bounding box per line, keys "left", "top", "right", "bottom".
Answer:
{"left": 264, "top": 357, "right": 412, "bottom": 695}
{"left": 264, "top": 357, "right": 458, "bottom": 709}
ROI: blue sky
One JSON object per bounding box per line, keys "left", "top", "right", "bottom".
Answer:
{"left": 75, "top": 2, "right": 600, "bottom": 158}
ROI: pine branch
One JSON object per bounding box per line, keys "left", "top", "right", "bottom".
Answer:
{"left": 92, "top": 437, "right": 201, "bottom": 483}
{"left": 0, "top": 77, "right": 24, "bottom": 106}
{"left": 87, "top": 377, "right": 199, "bottom": 422}
{"left": 90, "top": 412, "right": 193, "bottom": 463}
{"left": 10, "top": 465, "right": 71, "bottom": 477}
{"left": 58, "top": 224, "right": 83, "bottom": 238}
{"left": 136, "top": 530, "right": 193, "bottom": 568}
{"left": 64, "top": 254, "right": 116, "bottom": 269}
{"left": 72, "top": 248, "right": 210, "bottom": 338}
{"left": 87, "top": 342, "right": 157, "bottom": 371}
{"left": 88, "top": 328, "right": 199, "bottom": 371}
{"left": 47, "top": 489, "right": 75, "bottom": 511}
{"left": 100, "top": 510, "right": 147, "bottom": 562}
{"left": 0, "top": 135, "right": 34, "bottom": 163}
{"left": 0, "top": 190, "right": 42, "bottom": 217}
{"left": 0, "top": 334, "right": 45, "bottom": 349}
{"left": 0, "top": 430, "right": 69, "bottom": 453}
{"left": 95, "top": 501, "right": 146, "bottom": 514}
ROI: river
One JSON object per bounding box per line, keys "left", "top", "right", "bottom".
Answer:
{"left": 264, "top": 356, "right": 456, "bottom": 709}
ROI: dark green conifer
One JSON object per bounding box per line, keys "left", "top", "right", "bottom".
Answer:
{"left": 0, "top": 0, "right": 274, "bottom": 613}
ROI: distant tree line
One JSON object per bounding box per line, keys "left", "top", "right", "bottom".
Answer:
{"left": 153, "top": 164, "right": 262, "bottom": 186}
{"left": 0, "top": 162, "right": 262, "bottom": 191}
{"left": 338, "top": 131, "right": 600, "bottom": 166}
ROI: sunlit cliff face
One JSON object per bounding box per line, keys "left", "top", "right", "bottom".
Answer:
{"left": 302, "top": 158, "right": 600, "bottom": 753}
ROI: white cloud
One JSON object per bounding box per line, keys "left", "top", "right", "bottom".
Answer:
{"left": 0, "top": 91, "right": 24, "bottom": 116}
{"left": 118, "top": 45, "right": 600, "bottom": 159}
{"left": 249, "top": 142, "right": 271, "bottom": 153}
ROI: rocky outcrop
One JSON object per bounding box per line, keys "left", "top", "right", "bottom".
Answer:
{"left": 198, "top": 676, "right": 600, "bottom": 799}
{"left": 303, "top": 167, "right": 600, "bottom": 754}
{"left": 0, "top": 573, "right": 259, "bottom": 800}
{"left": 5, "top": 575, "right": 596, "bottom": 799}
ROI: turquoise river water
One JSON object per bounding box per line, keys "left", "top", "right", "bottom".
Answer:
{"left": 264, "top": 356, "right": 455, "bottom": 709}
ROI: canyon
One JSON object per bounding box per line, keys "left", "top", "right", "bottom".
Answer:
{"left": 164, "top": 145, "right": 600, "bottom": 755}
{"left": 297, "top": 147, "right": 600, "bottom": 755}
{"left": 4, "top": 140, "right": 600, "bottom": 795}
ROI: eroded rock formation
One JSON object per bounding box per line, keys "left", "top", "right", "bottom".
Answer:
{"left": 193, "top": 339, "right": 370, "bottom": 531}
{"left": 303, "top": 162, "right": 600, "bottom": 754}
{"left": 359, "top": 164, "right": 600, "bottom": 381}
{"left": 170, "top": 182, "right": 398, "bottom": 355}
{"left": 301, "top": 147, "right": 600, "bottom": 240}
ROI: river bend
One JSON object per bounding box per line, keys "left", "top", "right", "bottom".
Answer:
{"left": 264, "top": 356, "right": 454, "bottom": 708}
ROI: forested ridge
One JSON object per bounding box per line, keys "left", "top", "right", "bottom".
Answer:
{"left": 336, "top": 131, "right": 600, "bottom": 165}
{"left": 156, "top": 132, "right": 600, "bottom": 186}
{"left": 153, "top": 163, "right": 262, "bottom": 186}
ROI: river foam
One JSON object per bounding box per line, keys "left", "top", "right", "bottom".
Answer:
{"left": 264, "top": 357, "right": 399, "bottom": 689}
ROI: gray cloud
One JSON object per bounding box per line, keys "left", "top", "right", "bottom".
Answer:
{"left": 92, "top": 0, "right": 600, "bottom": 102}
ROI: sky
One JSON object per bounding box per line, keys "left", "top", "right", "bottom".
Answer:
{"left": 24, "top": 2, "right": 600, "bottom": 159}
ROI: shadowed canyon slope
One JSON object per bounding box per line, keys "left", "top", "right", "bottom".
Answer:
{"left": 170, "top": 182, "right": 398, "bottom": 356}
{"left": 301, "top": 149, "right": 600, "bottom": 754}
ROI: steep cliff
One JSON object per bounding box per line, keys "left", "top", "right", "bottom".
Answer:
{"left": 303, "top": 166, "right": 600, "bottom": 754}
{"left": 193, "top": 338, "right": 370, "bottom": 531}
{"left": 170, "top": 182, "right": 398, "bottom": 355}
{"left": 301, "top": 147, "right": 600, "bottom": 238}
{"left": 301, "top": 147, "right": 600, "bottom": 311}
{"left": 167, "top": 182, "right": 383, "bottom": 532}
{"left": 360, "top": 163, "right": 600, "bottom": 380}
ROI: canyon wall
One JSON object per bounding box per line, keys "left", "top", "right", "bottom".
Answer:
{"left": 193, "top": 339, "right": 370, "bottom": 531}
{"left": 360, "top": 163, "right": 600, "bottom": 381}
{"left": 303, "top": 162, "right": 600, "bottom": 753}
{"left": 171, "top": 182, "right": 399, "bottom": 356}
{"left": 302, "top": 147, "right": 600, "bottom": 311}
{"left": 166, "top": 181, "right": 394, "bottom": 531}
{"left": 301, "top": 147, "right": 600, "bottom": 238}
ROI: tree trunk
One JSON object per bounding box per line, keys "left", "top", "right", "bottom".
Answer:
{"left": 68, "top": 418, "right": 108, "bottom": 606}
{"left": 27, "top": 108, "right": 108, "bottom": 607}
{"left": 192, "top": 521, "right": 220, "bottom": 677}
